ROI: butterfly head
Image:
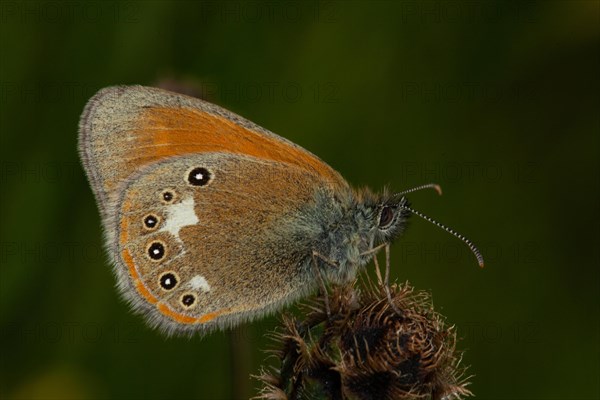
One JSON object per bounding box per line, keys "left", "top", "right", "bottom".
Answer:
{"left": 347, "top": 188, "right": 412, "bottom": 266}
{"left": 351, "top": 183, "right": 485, "bottom": 269}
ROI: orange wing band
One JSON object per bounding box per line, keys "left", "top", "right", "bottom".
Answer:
{"left": 126, "top": 107, "right": 344, "bottom": 186}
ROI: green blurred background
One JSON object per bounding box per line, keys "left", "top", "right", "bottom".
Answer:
{"left": 1, "top": 1, "right": 598, "bottom": 399}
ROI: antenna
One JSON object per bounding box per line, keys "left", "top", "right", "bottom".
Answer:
{"left": 394, "top": 183, "right": 443, "bottom": 197}
{"left": 399, "top": 204, "right": 485, "bottom": 268}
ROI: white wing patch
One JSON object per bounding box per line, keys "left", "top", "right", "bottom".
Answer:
{"left": 189, "top": 275, "right": 211, "bottom": 292}
{"left": 160, "top": 197, "right": 199, "bottom": 240}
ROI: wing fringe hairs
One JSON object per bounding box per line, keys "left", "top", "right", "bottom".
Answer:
{"left": 253, "top": 278, "right": 473, "bottom": 400}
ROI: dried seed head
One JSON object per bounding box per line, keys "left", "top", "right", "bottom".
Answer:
{"left": 254, "top": 280, "right": 472, "bottom": 400}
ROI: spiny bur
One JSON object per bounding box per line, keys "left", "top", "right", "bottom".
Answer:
{"left": 254, "top": 280, "right": 472, "bottom": 400}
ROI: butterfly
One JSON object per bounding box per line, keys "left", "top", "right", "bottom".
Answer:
{"left": 78, "top": 86, "right": 483, "bottom": 335}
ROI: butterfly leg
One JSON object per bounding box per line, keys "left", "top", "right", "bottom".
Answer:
{"left": 372, "top": 250, "right": 384, "bottom": 287}
{"left": 383, "top": 244, "right": 403, "bottom": 316}
{"left": 361, "top": 243, "right": 386, "bottom": 285}
{"left": 311, "top": 250, "right": 338, "bottom": 318}
{"left": 312, "top": 251, "right": 340, "bottom": 269}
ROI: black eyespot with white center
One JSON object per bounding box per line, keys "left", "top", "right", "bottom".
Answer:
{"left": 159, "top": 272, "right": 178, "bottom": 291}
{"left": 378, "top": 205, "right": 395, "bottom": 230}
{"left": 181, "top": 293, "right": 196, "bottom": 308}
{"left": 143, "top": 214, "right": 159, "bottom": 230}
{"left": 187, "top": 167, "right": 211, "bottom": 186}
{"left": 147, "top": 241, "right": 165, "bottom": 260}
{"left": 161, "top": 190, "right": 175, "bottom": 204}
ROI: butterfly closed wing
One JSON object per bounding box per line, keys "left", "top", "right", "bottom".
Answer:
{"left": 79, "top": 86, "right": 359, "bottom": 335}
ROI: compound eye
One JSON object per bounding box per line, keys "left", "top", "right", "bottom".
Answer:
{"left": 378, "top": 206, "right": 395, "bottom": 229}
